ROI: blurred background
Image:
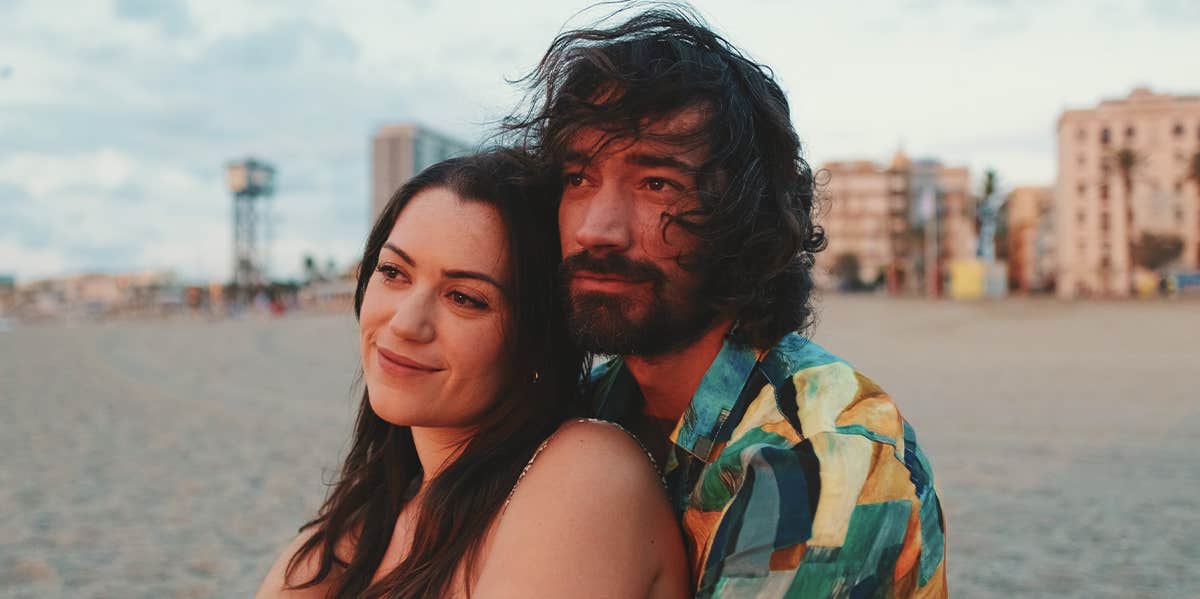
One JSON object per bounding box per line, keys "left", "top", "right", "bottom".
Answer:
{"left": 1, "top": 1, "right": 1197, "bottom": 597}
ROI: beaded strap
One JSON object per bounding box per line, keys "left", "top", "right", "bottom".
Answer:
{"left": 503, "top": 418, "right": 664, "bottom": 511}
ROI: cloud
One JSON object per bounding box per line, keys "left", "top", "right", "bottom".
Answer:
{"left": 0, "top": 148, "right": 231, "bottom": 280}
{"left": 113, "top": 0, "right": 195, "bottom": 37}
{"left": 0, "top": 148, "right": 137, "bottom": 195}
{"left": 1143, "top": 0, "right": 1200, "bottom": 24}
{"left": 0, "top": 181, "right": 27, "bottom": 206}
{"left": 202, "top": 19, "right": 358, "bottom": 71}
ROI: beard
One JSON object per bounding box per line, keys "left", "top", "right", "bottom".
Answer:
{"left": 560, "top": 251, "right": 718, "bottom": 357}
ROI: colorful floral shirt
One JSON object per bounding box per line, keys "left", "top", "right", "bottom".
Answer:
{"left": 590, "top": 332, "right": 948, "bottom": 598}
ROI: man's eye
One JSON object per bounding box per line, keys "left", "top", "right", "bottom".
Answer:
{"left": 645, "top": 177, "right": 677, "bottom": 191}
{"left": 564, "top": 173, "right": 585, "bottom": 187}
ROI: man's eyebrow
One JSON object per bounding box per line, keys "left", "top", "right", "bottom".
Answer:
{"left": 626, "top": 152, "right": 698, "bottom": 172}
{"left": 563, "top": 151, "right": 588, "bottom": 164}
{"left": 382, "top": 243, "right": 415, "bottom": 266}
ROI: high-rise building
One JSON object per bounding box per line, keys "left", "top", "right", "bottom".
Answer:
{"left": 1055, "top": 87, "right": 1200, "bottom": 298}
{"left": 371, "top": 124, "right": 473, "bottom": 223}
{"left": 818, "top": 151, "right": 975, "bottom": 295}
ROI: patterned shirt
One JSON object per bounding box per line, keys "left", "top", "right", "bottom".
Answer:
{"left": 590, "top": 332, "right": 947, "bottom": 598}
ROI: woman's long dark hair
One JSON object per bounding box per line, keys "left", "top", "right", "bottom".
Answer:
{"left": 284, "top": 149, "right": 587, "bottom": 598}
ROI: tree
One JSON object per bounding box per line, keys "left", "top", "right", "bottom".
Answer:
{"left": 1131, "top": 232, "right": 1183, "bottom": 272}
{"left": 975, "top": 169, "right": 1001, "bottom": 261}
{"left": 832, "top": 253, "right": 864, "bottom": 292}
{"left": 1187, "top": 151, "right": 1200, "bottom": 266}
{"left": 301, "top": 254, "right": 322, "bottom": 284}
{"left": 1109, "top": 147, "right": 1142, "bottom": 292}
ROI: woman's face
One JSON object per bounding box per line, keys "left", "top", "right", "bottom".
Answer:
{"left": 359, "top": 187, "right": 512, "bottom": 429}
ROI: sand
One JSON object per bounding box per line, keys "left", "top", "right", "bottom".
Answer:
{"left": 1, "top": 298, "right": 1197, "bottom": 598}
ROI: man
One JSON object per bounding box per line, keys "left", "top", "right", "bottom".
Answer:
{"left": 510, "top": 6, "right": 947, "bottom": 598}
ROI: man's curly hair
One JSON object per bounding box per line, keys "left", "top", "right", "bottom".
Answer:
{"left": 504, "top": 3, "right": 826, "bottom": 349}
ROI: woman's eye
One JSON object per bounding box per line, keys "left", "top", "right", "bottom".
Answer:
{"left": 448, "top": 291, "right": 487, "bottom": 310}
{"left": 375, "top": 263, "right": 405, "bottom": 281}
{"left": 564, "top": 173, "right": 585, "bottom": 187}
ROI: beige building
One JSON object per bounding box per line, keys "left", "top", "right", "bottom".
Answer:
{"left": 11, "top": 271, "right": 179, "bottom": 317}
{"left": 1056, "top": 87, "right": 1200, "bottom": 298}
{"left": 1005, "top": 186, "right": 1056, "bottom": 293}
{"left": 371, "top": 124, "right": 472, "bottom": 223}
{"left": 819, "top": 151, "right": 975, "bottom": 295}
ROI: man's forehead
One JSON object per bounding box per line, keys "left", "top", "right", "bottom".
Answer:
{"left": 565, "top": 108, "right": 711, "bottom": 164}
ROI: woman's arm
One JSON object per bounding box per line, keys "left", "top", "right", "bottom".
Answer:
{"left": 472, "top": 420, "right": 689, "bottom": 599}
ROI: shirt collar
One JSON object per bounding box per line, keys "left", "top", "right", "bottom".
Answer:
{"left": 669, "top": 336, "right": 761, "bottom": 461}
{"left": 592, "top": 335, "right": 762, "bottom": 463}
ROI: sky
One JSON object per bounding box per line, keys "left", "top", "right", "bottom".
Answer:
{"left": 1, "top": 0, "right": 1198, "bottom": 283}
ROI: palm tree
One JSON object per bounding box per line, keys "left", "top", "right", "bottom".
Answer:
{"left": 1188, "top": 151, "right": 1200, "bottom": 266}
{"left": 1110, "top": 147, "right": 1141, "bottom": 295}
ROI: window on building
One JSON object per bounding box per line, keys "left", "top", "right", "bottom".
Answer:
{"left": 1125, "top": 126, "right": 1135, "bottom": 138}
{"left": 1077, "top": 128, "right": 1086, "bottom": 141}
{"left": 1077, "top": 183, "right": 1085, "bottom": 196}
{"left": 1100, "top": 212, "right": 1110, "bottom": 232}
{"left": 1100, "top": 254, "right": 1111, "bottom": 269}
{"left": 1100, "top": 184, "right": 1109, "bottom": 201}
{"left": 1176, "top": 207, "right": 1184, "bottom": 224}
{"left": 1100, "top": 128, "right": 1111, "bottom": 144}
{"left": 1077, "top": 211, "right": 1086, "bottom": 224}
{"left": 1174, "top": 123, "right": 1186, "bottom": 137}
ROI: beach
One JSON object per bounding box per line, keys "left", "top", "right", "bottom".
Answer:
{"left": 1, "top": 297, "right": 1197, "bottom": 598}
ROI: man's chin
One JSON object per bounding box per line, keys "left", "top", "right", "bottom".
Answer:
{"left": 566, "top": 291, "right": 718, "bottom": 357}
{"left": 567, "top": 293, "right": 645, "bottom": 352}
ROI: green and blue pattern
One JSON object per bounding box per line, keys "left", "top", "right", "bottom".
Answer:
{"left": 592, "top": 332, "right": 947, "bottom": 598}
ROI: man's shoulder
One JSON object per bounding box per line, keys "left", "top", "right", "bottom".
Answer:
{"left": 757, "top": 333, "right": 906, "bottom": 446}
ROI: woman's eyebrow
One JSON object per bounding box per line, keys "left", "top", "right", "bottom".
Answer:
{"left": 444, "top": 269, "right": 505, "bottom": 292}
{"left": 382, "top": 243, "right": 415, "bottom": 266}
{"left": 384, "top": 242, "right": 507, "bottom": 294}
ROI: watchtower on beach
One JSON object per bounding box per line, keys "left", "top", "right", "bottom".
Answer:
{"left": 226, "top": 158, "right": 276, "bottom": 288}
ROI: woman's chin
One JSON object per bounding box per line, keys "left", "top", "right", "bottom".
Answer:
{"left": 367, "top": 392, "right": 421, "bottom": 426}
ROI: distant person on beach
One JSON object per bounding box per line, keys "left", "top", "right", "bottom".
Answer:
{"left": 505, "top": 6, "right": 948, "bottom": 597}
{"left": 256, "top": 150, "right": 688, "bottom": 598}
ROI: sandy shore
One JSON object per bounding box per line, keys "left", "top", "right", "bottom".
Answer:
{"left": 1, "top": 298, "right": 1197, "bottom": 598}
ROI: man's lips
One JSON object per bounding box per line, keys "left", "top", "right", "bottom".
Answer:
{"left": 377, "top": 347, "right": 444, "bottom": 374}
{"left": 570, "top": 271, "right": 651, "bottom": 293}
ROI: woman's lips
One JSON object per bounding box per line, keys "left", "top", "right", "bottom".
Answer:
{"left": 376, "top": 347, "right": 444, "bottom": 377}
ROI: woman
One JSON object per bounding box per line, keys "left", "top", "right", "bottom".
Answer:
{"left": 256, "top": 149, "right": 688, "bottom": 598}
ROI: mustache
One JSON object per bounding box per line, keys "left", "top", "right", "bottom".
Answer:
{"left": 559, "top": 252, "right": 667, "bottom": 286}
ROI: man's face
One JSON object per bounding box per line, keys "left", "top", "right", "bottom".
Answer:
{"left": 558, "top": 108, "right": 719, "bottom": 356}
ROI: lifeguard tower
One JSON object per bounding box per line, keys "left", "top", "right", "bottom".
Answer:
{"left": 226, "top": 158, "right": 276, "bottom": 288}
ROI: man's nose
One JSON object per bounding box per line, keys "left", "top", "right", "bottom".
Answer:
{"left": 387, "top": 290, "right": 436, "bottom": 344}
{"left": 572, "top": 181, "right": 632, "bottom": 255}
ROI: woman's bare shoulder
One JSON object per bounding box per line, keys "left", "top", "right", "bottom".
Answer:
{"left": 472, "top": 419, "right": 684, "bottom": 598}
{"left": 256, "top": 526, "right": 353, "bottom": 599}
{"left": 520, "top": 418, "right": 661, "bottom": 493}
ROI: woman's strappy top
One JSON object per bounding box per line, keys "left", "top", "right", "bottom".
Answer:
{"left": 503, "top": 418, "right": 664, "bottom": 511}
